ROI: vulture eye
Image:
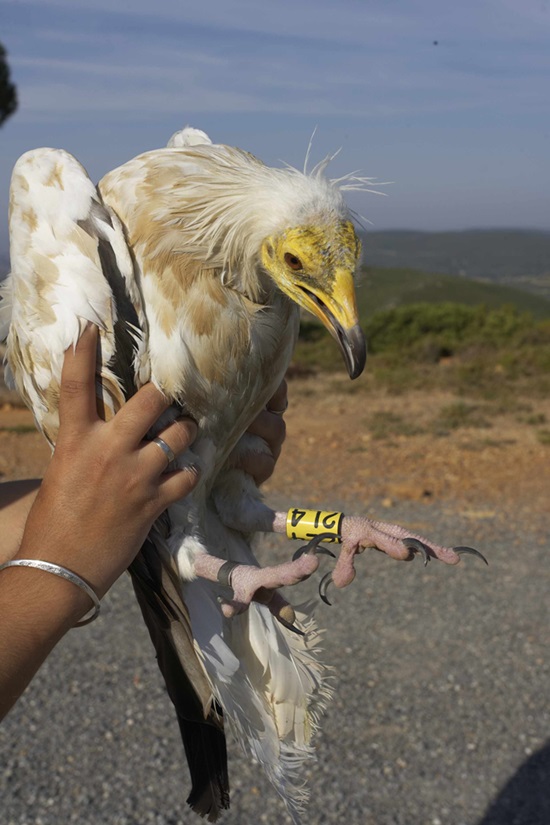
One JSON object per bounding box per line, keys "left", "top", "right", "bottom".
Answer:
{"left": 284, "top": 253, "right": 303, "bottom": 271}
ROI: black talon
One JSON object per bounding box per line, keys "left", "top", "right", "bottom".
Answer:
{"left": 292, "top": 533, "right": 338, "bottom": 561}
{"left": 454, "top": 546, "right": 489, "bottom": 565}
{"left": 403, "top": 537, "right": 431, "bottom": 566}
{"left": 319, "top": 571, "right": 334, "bottom": 606}
{"left": 278, "top": 616, "right": 306, "bottom": 637}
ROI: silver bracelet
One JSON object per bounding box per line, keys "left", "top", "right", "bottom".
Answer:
{"left": 0, "top": 559, "right": 101, "bottom": 627}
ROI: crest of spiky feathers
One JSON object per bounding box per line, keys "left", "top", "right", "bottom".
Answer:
{"left": 103, "top": 141, "right": 375, "bottom": 303}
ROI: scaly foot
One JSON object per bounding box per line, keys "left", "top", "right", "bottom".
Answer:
{"left": 193, "top": 538, "right": 332, "bottom": 630}
{"left": 317, "top": 514, "right": 487, "bottom": 605}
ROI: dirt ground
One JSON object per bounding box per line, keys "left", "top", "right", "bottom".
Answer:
{"left": 267, "top": 374, "right": 550, "bottom": 521}
{"left": 0, "top": 373, "right": 547, "bottom": 524}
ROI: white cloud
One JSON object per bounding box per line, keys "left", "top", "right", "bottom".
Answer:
{"left": 3, "top": 0, "right": 420, "bottom": 45}
{"left": 5, "top": 0, "right": 550, "bottom": 47}
{"left": 6, "top": 5, "right": 548, "bottom": 125}
{"left": 1, "top": 0, "right": 549, "bottom": 234}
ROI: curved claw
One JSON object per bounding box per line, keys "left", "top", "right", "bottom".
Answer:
{"left": 402, "top": 537, "right": 431, "bottom": 566}
{"left": 454, "top": 545, "right": 489, "bottom": 565}
{"left": 319, "top": 571, "right": 334, "bottom": 606}
{"left": 292, "top": 534, "right": 338, "bottom": 561}
{"left": 277, "top": 616, "right": 306, "bottom": 637}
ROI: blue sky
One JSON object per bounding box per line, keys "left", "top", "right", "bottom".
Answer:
{"left": 1, "top": 0, "right": 549, "bottom": 253}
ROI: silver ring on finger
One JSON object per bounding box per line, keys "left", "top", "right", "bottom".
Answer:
{"left": 152, "top": 436, "right": 176, "bottom": 467}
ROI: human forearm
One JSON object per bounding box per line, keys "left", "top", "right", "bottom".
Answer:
{"left": 0, "top": 482, "right": 109, "bottom": 721}
{"left": 0, "top": 561, "right": 91, "bottom": 719}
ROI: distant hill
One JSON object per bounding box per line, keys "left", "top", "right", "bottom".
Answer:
{"left": 361, "top": 229, "right": 550, "bottom": 298}
{"left": 356, "top": 266, "right": 550, "bottom": 320}
{"left": 1, "top": 228, "right": 550, "bottom": 299}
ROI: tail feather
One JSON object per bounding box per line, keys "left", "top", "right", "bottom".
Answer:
{"left": 179, "top": 717, "right": 229, "bottom": 822}
{"left": 181, "top": 509, "right": 332, "bottom": 824}
{"left": 130, "top": 537, "right": 230, "bottom": 821}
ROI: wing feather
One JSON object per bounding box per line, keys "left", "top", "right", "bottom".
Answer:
{"left": 6, "top": 148, "right": 145, "bottom": 437}
{"left": 130, "top": 537, "right": 229, "bottom": 821}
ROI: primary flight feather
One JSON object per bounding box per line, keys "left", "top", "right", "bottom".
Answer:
{"left": 4, "top": 127, "right": 484, "bottom": 822}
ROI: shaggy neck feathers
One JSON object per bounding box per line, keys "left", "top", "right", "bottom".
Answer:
{"left": 127, "top": 145, "right": 351, "bottom": 303}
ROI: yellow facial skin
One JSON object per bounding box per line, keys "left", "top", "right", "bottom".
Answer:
{"left": 261, "top": 220, "right": 366, "bottom": 378}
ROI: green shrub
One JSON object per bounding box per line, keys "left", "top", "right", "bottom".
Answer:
{"left": 364, "top": 303, "right": 534, "bottom": 356}
{"left": 292, "top": 302, "right": 550, "bottom": 400}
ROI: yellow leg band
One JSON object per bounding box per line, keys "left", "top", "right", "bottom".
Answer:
{"left": 286, "top": 508, "right": 344, "bottom": 543}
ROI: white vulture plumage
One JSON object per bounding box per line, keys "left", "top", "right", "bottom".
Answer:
{"left": 3, "top": 127, "right": 486, "bottom": 823}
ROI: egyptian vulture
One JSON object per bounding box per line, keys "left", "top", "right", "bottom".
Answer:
{"left": 3, "top": 127, "right": 485, "bottom": 823}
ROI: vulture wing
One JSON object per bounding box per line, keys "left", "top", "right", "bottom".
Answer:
{"left": 5, "top": 147, "right": 230, "bottom": 820}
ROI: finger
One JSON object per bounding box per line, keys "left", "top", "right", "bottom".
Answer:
{"left": 157, "top": 465, "right": 201, "bottom": 508}
{"left": 111, "top": 383, "right": 173, "bottom": 446}
{"left": 160, "top": 416, "right": 198, "bottom": 455}
{"left": 266, "top": 378, "right": 288, "bottom": 415}
{"left": 246, "top": 410, "right": 285, "bottom": 462}
{"left": 237, "top": 451, "right": 275, "bottom": 486}
{"left": 145, "top": 417, "right": 198, "bottom": 474}
{"left": 58, "top": 323, "right": 99, "bottom": 430}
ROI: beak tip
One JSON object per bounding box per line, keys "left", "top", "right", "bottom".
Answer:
{"left": 342, "top": 323, "right": 367, "bottom": 380}
{"left": 349, "top": 361, "right": 365, "bottom": 380}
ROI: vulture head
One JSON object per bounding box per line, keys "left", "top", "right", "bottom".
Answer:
{"left": 260, "top": 218, "right": 366, "bottom": 379}
{"left": 121, "top": 136, "right": 370, "bottom": 379}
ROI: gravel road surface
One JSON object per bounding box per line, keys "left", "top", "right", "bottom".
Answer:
{"left": 1, "top": 496, "right": 549, "bottom": 825}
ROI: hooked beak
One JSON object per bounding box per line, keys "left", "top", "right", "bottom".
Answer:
{"left": 297, "top": 270, "right": 367, "bottom": 380}
{"left": 335, "top": 321, "right": 367, "bottom": 380}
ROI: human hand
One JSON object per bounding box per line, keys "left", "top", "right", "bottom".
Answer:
{"left": 17, "top": 325, "right": 199, "bottom": 598}
{"left": 237, "top": 379, "right": 287, "bottom": 485}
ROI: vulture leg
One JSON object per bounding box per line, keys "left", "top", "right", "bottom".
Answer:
{"left": 193, "top": 549, "right": 324, "bottom": 622}
{"left": 313, "top": 515, "right": 488, "bottom": 604}
{"left": 326, "top": 513, "right": 487, "bottom": 587}
{"left": 281, "top": 511, "right": 487, "bottom": 606}
{"left": 212, "top": 496, "right": 486, "bottom": 609}
{"left": 194, "top": 512, "right": 486, "bottom": 619}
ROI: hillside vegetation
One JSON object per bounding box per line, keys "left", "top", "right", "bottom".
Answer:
{"left": 357, "top": 266, "right": 550, "bottom": 319}
{"left": 362, "top": 229, "right": 550, "bottom": 298}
